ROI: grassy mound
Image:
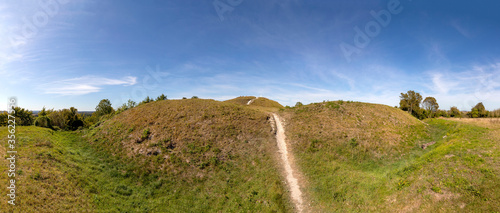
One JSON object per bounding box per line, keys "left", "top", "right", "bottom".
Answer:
{"left": 224, "top": 96, "right": 256, "bottom": 106}
{"left": 279, "top": 101, "right": 500, "bottom": 212}
{"left": 85, "top": 99, "right": 290, "bottom": 211}
{"left": 225, "top": 96, "right": 284, "bottom": 112}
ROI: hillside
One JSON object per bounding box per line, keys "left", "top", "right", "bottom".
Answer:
{"left": 85, "top": 99, "right": 291, "bottom": 212}
{"left": 1, "top": 98, "right": 498, "bottom": 212}
{"left": 225, "top": 96, "right": 284, "bottom": 112}
{"left": 279, "top": 101, "right": 500, "bottom": 212}
{"left": 0, "top": 99, "right": 291, "bottom": 212}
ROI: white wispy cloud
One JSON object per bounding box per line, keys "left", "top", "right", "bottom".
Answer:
{"left": 425, "top": 63, "right": 500, "bottom": 110}
{"left": 450, "top": 19, "right": 472, "bottom": 38}
{"left": 42, "top": 76, "right": 137, "bottom": 95}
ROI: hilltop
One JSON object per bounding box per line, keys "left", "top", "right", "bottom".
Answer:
{"left": 225, "top": 96, "right": 284, "bottom": 112}
{"left": 85, "top": 98, "right": 291, "bottom": 211}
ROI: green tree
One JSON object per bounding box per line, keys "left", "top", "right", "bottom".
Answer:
{"left": 117, "top": 99, "right": 137, "bottom": 114}
{"left": 449, "top": 106, "right": 461, "bottom": 118}
{"left": 422, "top": 97, "right": 439, "bottom": 118}
{"left": 0, "top": 112, "right": 8, "bottom": 126}
{"left": 34, "top": 116, "right": 52, "bottom": 129}
{"left": 295, "top": 102, "right": 303, "bottom": 107}
{"left": 39, "top": 107, "right": 48, "bottom": 117}
{"left": 468, "top": 102, "right": 488, "bottom": 118}
{"left": 156, "top": 94, "right": 167, "bottom": 101}
{"left": 95, "top": 99, "right": 114, "bottom": 117}
{"left": 191, "top": 96, "right": 199, "bottom": 99}
{"left": 11, "top": 106, "right": 34, "bottom": 126}
{"left": 141, "top": 96, "right": 152, "bottom": 105}
{"left": 399, "top": 90, "right": 423, "bottom": 117}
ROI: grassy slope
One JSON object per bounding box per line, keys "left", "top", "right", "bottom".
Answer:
{"left": 224, "top": 96, "right": 284, "bottom": 112}
{"left": 0, "top": 127, "right": 93, "bottom": 212}
{"left": 280, "top": 101, "right": 500, "bottom": 212}
{"left": 85, "top": 99, "right": 290, "bottom": 212}
{"left": 0, "top": 99, "right": 291, "bottom": 212}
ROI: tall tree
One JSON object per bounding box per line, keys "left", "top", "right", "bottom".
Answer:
{"left": 95, "top": 99, "right": 114, "bottom": 117}
{"left": 422, "top": 97, "right": 439, "bottom": 118}
{"left": 449, "top": 106, "right": 461, "bottom": 118}
{"left": 399, "top": 90, "right": 423, "bottom": 116}
{"left": 468, "top": 102, "right": 488, "bottom": 118}
{"left": 156, "top": 94, "right": 167, "bottom": 101}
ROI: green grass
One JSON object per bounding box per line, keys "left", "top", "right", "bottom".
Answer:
{"left": 281, "top": 104, "right": 500, "bottom": 212}
{"left": 2, "top": 98, "right": 498, "bottom": 212}
{"left": 1, "top": 120, "right": 290, "bottom": 212}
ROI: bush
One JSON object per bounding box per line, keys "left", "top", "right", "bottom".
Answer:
{"left": 47, "top": 107, "right": 85, "bottom": 131}
{"left": 295, "top": 102, "right": 303, "bottom": 107}
{"left": 34, "top": 116, "right": 52, "bottom": 129}
{"left": 156, "top": 94, "right": 167, "bottom": 101}
{"left": 0, "top": 112, "right": 7, "bottom": 126}
{"left": 11, "top": 106, "right": 34, "bottom": 126}
{"left": 95, "top": 99, "right": 114, "bottom": 117}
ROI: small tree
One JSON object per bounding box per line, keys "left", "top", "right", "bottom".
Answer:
{"left": 449, "top": 106, "right": 461, "bottom": 118}
{"left": 422, "top": 97, "right": 439, "bottom": 118}
{"left": 35, "top": 116, "right": 52, "bottom": 129}
{"left": 95, "top": 99, "right": 114, "bottom": 117}
{"left": 0, "top": 112, "right": 8, "bottom": 126}
{"left": 141, "top": 96, "right": 152, "bottom": 105}
{"left": 468, "top": 102, "right": 488, "bottom": 118}
{"left": 39, "top": 107, "right": 48, "bottom": 117}
{"left": 191, "top": 96, "right": 199, "bottom": 99}
{"left": 11, "top": 106, "right": 34, "bottom": 126}
{"left": 399, "top": 90, "right": 423, "bottom": 118}
{"left": 295, "top": 102, "right": 303, "bottom": 107}
{"left": 156, "top": 94, "right": 167, "bottom": 101}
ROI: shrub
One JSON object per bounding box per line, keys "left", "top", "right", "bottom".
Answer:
{"left": 156, "top": 94, "right": 167, "bottom": 101}
{"left": 11, "top": 106, "right": 34, "bottom": 126}
{"left": 95, "top": 99, "right": 114, "bottom": 117}
{"left": 142, "top": 128, "right": 151, "bottom": 140}
{"left": 0, "top": 112, "right": 7, "bottom": 126}
{"left": 295, "top": 102, "right": 303, "bottom": 107}
{"left": 34, "top": 116, "right": 52, "bottom": 129}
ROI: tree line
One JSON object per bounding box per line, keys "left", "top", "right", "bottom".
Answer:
{"left": 399, "top": 90, "right": 497, "bottom": 119}
{"left": 0, "top": 93, "right": 170, "bottom": 130}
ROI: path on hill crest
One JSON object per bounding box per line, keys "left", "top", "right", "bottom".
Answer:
{"left": 271, "top": 113, "right": 305, "bottom": 213}
{"left": 246, "top": 97, "right": 259, "bottom": 105}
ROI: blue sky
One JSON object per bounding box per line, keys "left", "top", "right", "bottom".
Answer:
{"left": 1, "top": 0, "right": 500, "bottom": 111}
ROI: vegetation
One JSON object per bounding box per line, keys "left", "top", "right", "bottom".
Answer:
{"left": 84, "top": 99, "right": 291, "bottom": 212}
{"left": 280, "top": 102, "right": 500, "bottom": 212}
{"left": 156, "top": 94, "right": 167, "bottom": 101}
{"left": 399, "top": 90, "right": 423, "bottom": 118}
{"left": 468, "top": 102, "right": 489, "bottom": 118}
{"left": 449, "top": 106, "right": 461, "bottom": 118}
{"left": 224, "top": 96, "right": 284, "bottom": 112}
{"left": 1, "top": 95, "right": 499, "bottom": 212}
{"left": 95, "top": 99, "right": 114, "bottom": 117}
{"left": 422, "top": 97, "right": 439, "bottom": 118}
{"left": 11, "top": 106, "right": 34, "bottom": 126}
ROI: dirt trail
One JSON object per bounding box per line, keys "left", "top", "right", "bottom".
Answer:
{"left": 246, "top": 97, "right": 259, "bottom": 105}
{"left": 271, "top": 113, "right": 304, "bottom": 212}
